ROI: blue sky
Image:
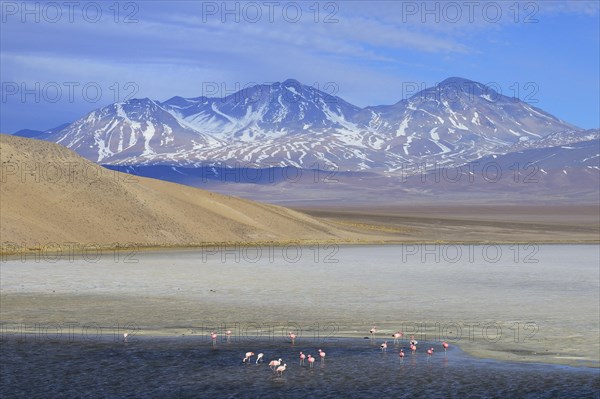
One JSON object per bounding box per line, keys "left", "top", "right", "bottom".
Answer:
{"left": 1, "top": 0, "right": 599, "bottom": 133}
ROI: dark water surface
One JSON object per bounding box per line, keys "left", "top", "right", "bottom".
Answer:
{"left": 1, "top": 337, "right": 598, "bottom": 398}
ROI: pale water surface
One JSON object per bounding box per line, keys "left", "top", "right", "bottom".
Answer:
{"left": 1, "top": 245, "right": 599, "bottom": 397}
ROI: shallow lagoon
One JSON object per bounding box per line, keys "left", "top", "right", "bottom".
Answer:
{"left": 1, "top": 244, "right": 599, "bottom": 396}
{"left": 1, "top": 337, "right": 599, "bottom": 398}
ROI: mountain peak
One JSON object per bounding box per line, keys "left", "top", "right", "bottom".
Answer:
{"left": 282, "top": 78, "right": 301, "bottom": 87}
{"left": 410, "top": 77, "right": 498, "bottom": 101}
{"left": 438, "top": 77, "right": 476, "bottom": 86}
{"left": 115, "top": 97, "right": 155, "bottom": 108}
{"left": 436, "top": 77, "right": 491, "bottom": 94}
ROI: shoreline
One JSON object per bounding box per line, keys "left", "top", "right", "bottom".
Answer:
{"left": 2, "top": 239, "right": 599, "bottom": 259}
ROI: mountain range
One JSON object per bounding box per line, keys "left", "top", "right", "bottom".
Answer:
{"left": 13, "top": 77, "right": 599, "bottom": 204}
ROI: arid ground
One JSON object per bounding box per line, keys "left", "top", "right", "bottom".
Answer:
{"left": 296, "top": 205, "right": 600, "bottom": 244}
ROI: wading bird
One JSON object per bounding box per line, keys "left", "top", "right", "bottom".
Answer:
{"left": 392, "top": 331, "right": 403, "bottom": 344}
{"left": 307, "top": 355, "right": 315, "bottom": 368}
{"left": 399, "top": 349, "right": 405, "bottom": 359}
{"left": 409, "top": 335, "right": 418, "bottom": 346}
{"left": 380, "top": 341, "right": 388, "bottom": 352}
{"left": 299, "top": 351, "right": 306, "bottom": 366}
{"left": 318, "top": 349, "right": 326, "bottom": 362}
{"left": 256, "top": 353, "right": 264, "bottom": 364}
{"left": 288, "top": 332, "right": 297, "bottom": 344}
{"left": 369, "top": 326, "right": 377, "bottom": 339}
{"left": 276, "top": 363, "right": 287, "bottom": 376}
{"left": 442, "top": 342, "right": 449, "bottom": 352}
{"left": 269, "top": 358, "right": 283, "bottom": 371}
{"left": 242, "top": 352, "right": 254, "bottom": 363}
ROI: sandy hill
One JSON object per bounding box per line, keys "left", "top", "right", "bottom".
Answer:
{"left": 0, "top": 134, "right": 360, "bottom": 251}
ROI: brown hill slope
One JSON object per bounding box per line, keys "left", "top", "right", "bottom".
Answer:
{"left": 0, "top": 134, "right": 358, "bottom": 250}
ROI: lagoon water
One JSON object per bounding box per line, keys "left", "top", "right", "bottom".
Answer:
{"left": 1, "top": 245, "right": 599, "bottom": 397}
{"left": 2, "top": 337, "right": 599, "bottom": 398}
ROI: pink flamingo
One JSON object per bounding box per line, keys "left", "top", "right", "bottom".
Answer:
{"left": 380, "top": 341, "right": 388, "bottom": 352}
{"left": 318, "top": 349, "right": 326, "bottom": 362}
{"left": 392, "top": 331, "right": 403, "bottom": 344}
{"left": 307, "top": 354, "right": 315, "bottom": 368}
{"left": 369, "top": 326, "right": 377, "bottom": 339}
{"left": 269, "top": 358, "right": 283, "bottom": 371}
{"left": 442, "top": 342, "right": 449, "bottom": 352}
{"left": 276, "top": 363, "right": 287, "bottom": 376}
{"left": 410, "top": 344, "right": 417, "bottom": 354}
{"left": 210, "top": 331, "right": 217, "bottom": 345}
{"left": 288, "top": 331, "right": 297, "bottom": 344}
{"left": 409, "top": 335, "right": 418, "bottom": 346}
{"left": 427, "top": 347, "right": 434, "bottom": 358}
{"left": 225, "top": 330, "right": 232, "bottom": 342}
{"left": 123, "top": 333, "right": 128, "bottom": 343}
{"left": 256, "top": 353, "right": 264, "bottom": 364}
{"left": 242, "top": 351, "right": 254, "bottom": 363}
{"left": 299, "top": 351, "right": 306, "bottom": 366}
{"left": 399, "top": 349, "right": 405, "bottom": 360}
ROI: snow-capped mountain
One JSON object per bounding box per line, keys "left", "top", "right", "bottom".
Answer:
{"left": 40, "top": 78, "right": 582, "bottom": 172}
{"left": 354, "top": 77, "right": 576, "bottom": 166}
{"left": 163, "top": 79, "right": 362, "bottom": 141}
{"left": 46, "top": 98, "right": 224, "bottom": 163}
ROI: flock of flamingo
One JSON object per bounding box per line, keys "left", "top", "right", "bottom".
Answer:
{"left": 240, "top": 348, "right": 327, "bottom": 376}
{"left": 121, "top": 326, "right": 449, "bottom": 377}
{"left": 240, "top": 347, "right": 327, "bottom": 376}
{"left": 370, "top": 326, "right": 449, "bottom": 357}
{"left": 189, "top": 327, "right": 450, "bottom": 377}
{"left": 119, "top": 328, "right": 448, "bottom": 378}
